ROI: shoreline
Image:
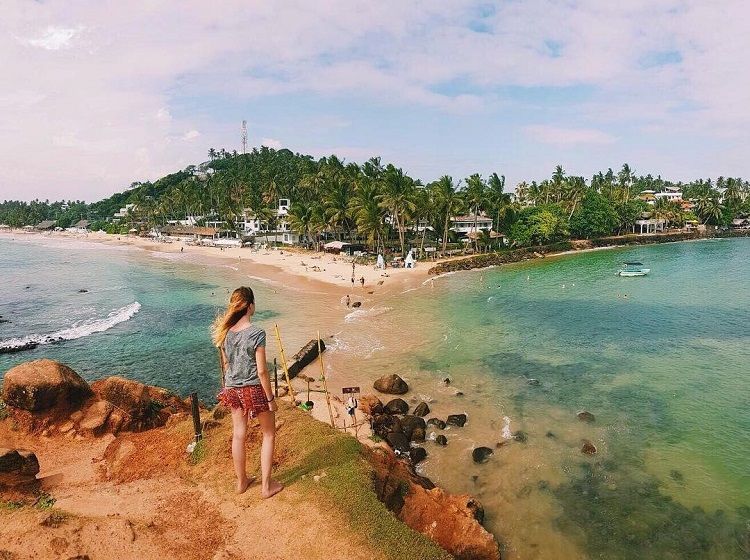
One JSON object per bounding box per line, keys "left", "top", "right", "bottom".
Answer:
{"left": 428, "top": 229, "right": 750, "bottom": 275}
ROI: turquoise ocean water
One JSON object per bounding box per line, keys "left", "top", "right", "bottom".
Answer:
{"left": 1, "top": 235, "right": 748, "bottom": 559}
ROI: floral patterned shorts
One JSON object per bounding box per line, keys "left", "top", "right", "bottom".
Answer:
{"left": 217, "top": 385, "right": 270, "bottom": 418}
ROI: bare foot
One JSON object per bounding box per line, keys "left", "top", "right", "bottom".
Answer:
{"left": 235, "top": 475, "right": 255, "bottom": 494}
{"left": 261, "top": 480, "right": 284, "bottom": 499}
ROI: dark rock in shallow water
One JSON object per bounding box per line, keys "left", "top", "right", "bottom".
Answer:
{"left": 472, "top": 447, "right": 494, "bottom": 464}
{"left": 577, "top": 410, "right": 595, "bottom": 422}
{"left": 537, "top": 480, "right": 550, "bottom": 490}
{"left": 411, "top": 427, "right": 426, "bottom": 443}
{"left": 77, "top": 289, "right": 88, "bottom": 293}
{"left": 286, "top": 339, "right": 326, "bottom": 379}
{"left": 384, "top": 398, "right": 409, "bottom": 414}
{"left": 526, "top": 378, "right": 541, "bottom": 386}
{"left": 410, "top": 447, "right": 427, "bottom": 464}
{"left": 0, "top": 341, "right": 38, "bottom": 354}
{"left": 426, "top": 418, "right": 446, "bottom": 430}
{"left": 351, "top": 301, "right": 362, "bottom": 308}
{"left": 545, "top": 431, "right": 557, "bottom": 439}
{"left": 512, "top": 431, "right": 528, "bottom": 443}
{"left": 400, "top": 415, "right": 427, "bottom": 441}
{"left": 435, "top": 435, "right": 447, "bottom": 446}
{"left": 454, "top": 391, "right": 464, "bottom": 396}
{"left": 442, "top": 377, "right": 451, "bottom": 385}
{"left": 581, "top": 439, "right": 597, "bottom": 455}
{"left": 371, "top": 413, "right": 402, "bottom": 439}
{"left": 413, "top": 401, "right": 430, "bottom": 417}
{"left": 669, "top": 469, "right": 684, "bottom": 482}
{"left": 373, "top": 374, "right": 409, "bottom": 395}
{"left": 385, "top": 431, "right": 410, "bottom": 453}
{"left": 447, "top": 414, "right": 467, "bottom": 427}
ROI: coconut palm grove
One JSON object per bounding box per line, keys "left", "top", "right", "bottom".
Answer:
{"left": 1, "top": 147, "right": 749, "bottom": 253}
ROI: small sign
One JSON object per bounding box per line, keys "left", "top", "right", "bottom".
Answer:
{"left": 342, "top": 386, "right": 360, "bottom": 394}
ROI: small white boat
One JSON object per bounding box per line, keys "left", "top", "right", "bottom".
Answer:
{"left": 618, "top": 262, "right": 650, "bottom": 276}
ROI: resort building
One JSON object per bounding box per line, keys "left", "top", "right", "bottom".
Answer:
{"left": 632, "top": 218, "right": 667, "bottom": 234}
{"left": 450, "top": 214, "right": 494, "bottom": 234}
{"left": 731, "top": 217, "right": 750, "bottom": 229}
{"left": 113, "top": 204, "right": 137, "bottom": 221}
{"left": 654, "top": 190, "right": 683, "bottom": 202}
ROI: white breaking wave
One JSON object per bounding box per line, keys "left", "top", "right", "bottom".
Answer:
{"left": 344, "top": 306, "right": 392, "bottom": 323}
{"left": 0, "top": 302, "right": 141, "bottom": 352}
{"left": 421, "top": 271, "right": 456, "bottom": 285}
{"left": 501, "top": 416, "right": 513, "bottom": 440}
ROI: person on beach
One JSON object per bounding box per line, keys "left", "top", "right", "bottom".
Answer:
{"left": 212, "top": 287, "right": 283, "bottom": 498}
{"left": 346, "top": 294, "right": 350, "bottom": 307}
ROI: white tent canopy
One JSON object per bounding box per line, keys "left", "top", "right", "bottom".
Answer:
{"left": 324, "top": 240, "right": 348, "bottom": 250}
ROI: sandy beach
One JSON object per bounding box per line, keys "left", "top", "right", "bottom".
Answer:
{"left": 0, "top": 230, "right": 431, "bottom": 296}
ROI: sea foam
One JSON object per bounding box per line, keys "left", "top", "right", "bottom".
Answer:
{"left": 0, "top": 302, "right": 141, "bottom": 353}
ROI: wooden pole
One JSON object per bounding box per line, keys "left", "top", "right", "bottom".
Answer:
{"left": 190, "top": 392, "right": 202, "bottom": 442}
{"left": 273, "top": 358, "right": 278, "bottom": 397}
{"left": 273, "top": 324, "right": 296, "bottom": 403}
{"left": 317, "top": 330, "right": 336, "bottom": 429}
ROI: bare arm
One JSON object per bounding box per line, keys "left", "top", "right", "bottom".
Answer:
{"left": 255, "top": 345, "right": 277, "bottom": 411}
{"left": 218, "top": 347, "right": 227, "bottom": 387}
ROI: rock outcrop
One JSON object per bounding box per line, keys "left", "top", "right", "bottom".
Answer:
{"left": 413, "top": 402, "right": 430, "bottom": 417}
{"left": 373, "top": 374, "right": 409, "bottom": 395}
{"left": 577, "top": 410, "right": 595, "bottom": 422}
{"left": 0, "top": 448, "right": 39, "bottom": 487}
{"left": 472, "top": 447, "right": 494, "bottom": 464}
{"left": 446, "top": 413, "right": 467, "bottom": 427}
{"left": 400, "top": 485, "right": 500, "bottom": 560}
{"left": 2, "top": 359, "right": 92, "bottom": 412}
{"left": 357, "top": 394, "right": 383, "bottom": 415}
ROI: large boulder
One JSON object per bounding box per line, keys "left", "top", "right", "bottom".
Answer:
{"left": 400, "top": 415, "right": 427, "bottom": 441}
{"left": 472, "top": 447, "right": 494, "bottom": 464}
{"left": 1, "top": 359, "right": 92, "bottom": 412}
{"left": 413, "top": 402, "right": 430, "bottom": 417}
{"left": 373, "top": 374, "right": 409, "bottom": 395}
{"left": 358, "top": 394, "right": 383, "bottom": 416}
{"left": 372, "top": 413, "right": 403, "bottom": 439}
{"left": 447, "top": 413, "right": 467, "bottom": 427}
{"left": 410, "top": 447, "right": 427, "bottom": 464}
{"left": 0, "top": 448, "right": 39, "bottom": 487}
{"left": 77, "top": 400, "right": 114, "bottom": 437}
{"left": 384, "top": 398, "right": 409, "bottom": 415}
{"left": 427, "top": 418, "right": 446, "bottom": 430}
{"left": 385, "top": 432, "right": 410, "bottom": 454}
{"left": 91, "top": 376, "right": 189, "bottom": 432}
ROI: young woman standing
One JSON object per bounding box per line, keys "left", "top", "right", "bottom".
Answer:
{"left": 212, "top": 286, "right": 283, "bottom": 498}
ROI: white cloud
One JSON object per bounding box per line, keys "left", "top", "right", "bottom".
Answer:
{"left": 260, "top": 137, "right": 282, "bottom": 149}
{"left": 0, "top": 0, "right": 747, "bottom": 200}
{"left": 525, "top": 125, "right": 617, "bottom": 146}
{"left": 182, "top": 130, "right": 200, "bottom": 141}
{"left": 23, "top": 26, "right": 83, "bottom": 50}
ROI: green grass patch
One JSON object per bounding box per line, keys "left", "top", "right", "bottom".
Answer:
{"left": 188, "top": 439, "right": 206, "bottom": 466}
{"left": 276, "top": 406, "right": 451, "bottom": 560}
{"left": 34, "top": 493, "right": 55, "bottom": 510}
{"left": 0, "top": 500, "right": 24, "bottom": 511}
{"left": 368, "top": 434, "right": 383, "bottom": 443}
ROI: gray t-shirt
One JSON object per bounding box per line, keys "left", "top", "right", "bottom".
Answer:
{"left": 223, "top": 325, "right": 266, "bottom": 387}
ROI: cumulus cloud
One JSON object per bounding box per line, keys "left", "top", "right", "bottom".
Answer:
{"left": 260, "top": 137, "right": 282, "bottom": 149}
{"left": 0, "top": 0, "right": 748, "bottom": 200}
{"left": 22, "top": 25, "right": 83, "bottom": 50}
{"left": 525, "top": 125, "right": 616, "bottom": 146}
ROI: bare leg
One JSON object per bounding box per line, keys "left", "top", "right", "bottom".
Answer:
{"left": 230, "top": 407, "right": 251, "bottom": 494}
{"left": 257, "top": 410, "right": 283, "bottom": 498}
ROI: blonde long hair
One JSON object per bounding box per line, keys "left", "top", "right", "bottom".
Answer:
{"left": 211, "top": 286, "right": 255, "bottom": 348}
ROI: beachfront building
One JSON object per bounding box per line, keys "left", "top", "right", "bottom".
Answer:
{"left": 160, "top": 225, "right": 220, "bottom": 244}
{"left": 450, "top": 214, "right": 494, "bottom": 235}
{"left": 238, "top": 199, "right": 295, "bottom": 243}
{"left": 67, "top": 219, "right": 90, "bottom": 233}
{"left": 633, "top": 218, "right": 667, "bottom": 234}
{"left": 113, "top": 204, "right": 137, "bottom": 221}
{"left": 654, "top": 189, "right": 683, "bottom": 202}
{"left": 35, "top": 220, "right": 56, "bottom": 231}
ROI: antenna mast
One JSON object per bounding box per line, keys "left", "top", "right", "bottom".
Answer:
{"left": 241, "top": 120, "right": 247, "bottom": 154}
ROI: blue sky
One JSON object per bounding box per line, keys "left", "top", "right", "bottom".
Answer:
{"left": 1, "top": 1, "right": 748, "bottom": 201}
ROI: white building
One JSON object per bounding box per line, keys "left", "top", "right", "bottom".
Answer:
{"left": 113, "top": 204, "right": 137, "bottom": 220}
{"left": 654, "top": 190, "right": 683, "bottom": 202}
{"left": 450, "top": 214, "right": 494, "bottom": 234}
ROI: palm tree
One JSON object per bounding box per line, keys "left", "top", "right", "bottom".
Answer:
{"left": 350, "top": 179, "right": 385, "bottom": 252}
{"left": 465, "top": 173, "right": 487, "bottom": 252}
{"left": 431, "top": 176, "right": 464, "bottom": 255}
{"left": 287, "top": 201, "right": 315, "bottom": 246}
{"left": 380, "top": 165, "right": 416, "bottom": 255}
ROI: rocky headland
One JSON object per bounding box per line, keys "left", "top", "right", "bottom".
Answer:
{"left": 0, "top": 359, "right": 501, "bottom": 560}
